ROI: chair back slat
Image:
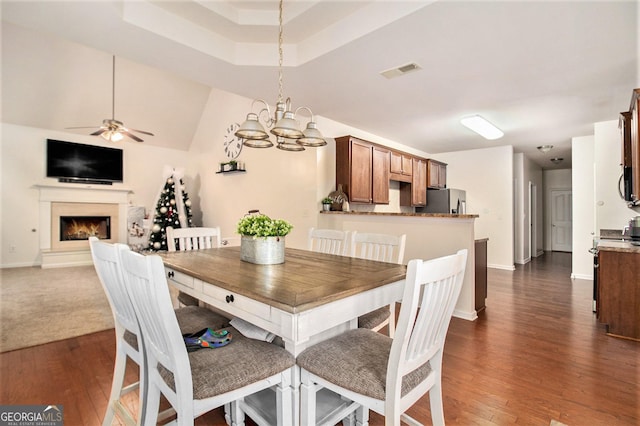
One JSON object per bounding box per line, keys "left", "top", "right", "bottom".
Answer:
{"left": 308, "top": 228, "right": 350, "bottom": 256}
{"left": 350, "top": 232, "right": 406, "bottom": 264}
{"left": 167, "top": 227, "right": 222, "bottom": 252}
{"left": 388, "top": 250, "right": 467, "bottom": 392}
{"left": 89, "top": 237, "right": 137, "bottom": 333}
{"left": 119, "top": 249, "right": 194, "bottom": 403}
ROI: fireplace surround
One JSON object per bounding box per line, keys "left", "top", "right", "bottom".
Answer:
{"left": 37, "top": 184, "right": 131, "bottom": 268}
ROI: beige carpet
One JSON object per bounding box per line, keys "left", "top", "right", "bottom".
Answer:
{"left": 0, "top": 265, "right": 114, "bottom": 353}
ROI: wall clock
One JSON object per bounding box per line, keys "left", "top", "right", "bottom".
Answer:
{"left": 223, "top": 123, "right": 243, "bottom": 159}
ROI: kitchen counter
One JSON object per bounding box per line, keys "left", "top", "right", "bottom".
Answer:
{"left": 320, "top": 210, "right": 479, "bottom": 219}
{"left": 597, "top": 240, "right": 640, "bottom": 254}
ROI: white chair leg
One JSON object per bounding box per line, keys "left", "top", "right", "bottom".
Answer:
{"left": 428, "top": 382, "right": 445, "bottom": 426}
{"left": 300, "top": 369, "right": 317, "bottom": 426}
{"left": 142, "top": 384, "right": 161, "bottom": 426}
{"left": 223, "top": 403, "right": 232, "bottom": 425}
{"left": 354, "top": 404, "right": 369, "bottom": 426}
{"left": 103, "top": 340, "right": 129, "bottom": 426}
{"left": 388, "top": 303, "right": 396, "bottom": 338}
{"left": 231, "top": 400, "right": 246, "bottom": 426}
{"left": 276, "top": 370, "right": 293, "bottom": 426}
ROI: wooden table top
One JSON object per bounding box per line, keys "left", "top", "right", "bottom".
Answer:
{"left": 158, "top": 246, "right": 407, "bottom": 313}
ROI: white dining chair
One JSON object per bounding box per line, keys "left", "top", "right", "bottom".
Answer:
{"left": 350, "top": 231, "right": 406, "bottom": 337}
{"left": 118, "top": 248, "right": 295, "bottom": 426}
{"left": 166, "top": 226, "right": 221, "bottom": 307}
{"left": 298, "top": 249, "right": 468, "bottom": 426}
{"left": 307, "top": 228, "right": 350, "bottom": 255}
{"left": 89, "top": 237, "right": 230, "bottom": 426}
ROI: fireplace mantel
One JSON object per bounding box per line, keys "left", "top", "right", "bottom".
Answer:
{"left": 35, "top": 183, "right": 133, "bottom": 268}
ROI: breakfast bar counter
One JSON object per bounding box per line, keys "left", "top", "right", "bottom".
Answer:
{"left": 318, "top": 209, "right": 480, "bottom": 320}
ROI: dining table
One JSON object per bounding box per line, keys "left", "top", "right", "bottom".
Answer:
{"left": 158, "top": 245, "right": 407, "bottom": 424}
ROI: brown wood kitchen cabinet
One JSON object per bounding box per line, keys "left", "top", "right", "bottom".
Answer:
{"left": 390, "top": 151, "right": 412, "bottom": 183}
{"left": 335, "top": 136, "right": 389, "bottom": 204}
{"left": 597, "top": 248, "right": 640, "bottom": 341}
{"left": 400, "top": 157, "right": 426, "bottom": 206}
{"left": 427, "top": 159, "right": 447, "bottom": 189}
{"left": 629, "top": 89, "right": 640, "bottom": 204}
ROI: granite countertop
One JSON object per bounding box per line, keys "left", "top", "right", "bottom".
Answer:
{"left": 320, "top": 210, "right": 479, "bottom": 219}
{"left": 597, "top": 240, "right": 640, "bottom": 254}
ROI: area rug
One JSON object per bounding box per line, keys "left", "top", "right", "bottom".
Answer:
{"left": 0, "top": 265, "right": 114, "bottom": 353}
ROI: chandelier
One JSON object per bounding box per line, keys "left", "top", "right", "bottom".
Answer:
{"left": 234, "top": 0, "right": 326, "bottom": 151}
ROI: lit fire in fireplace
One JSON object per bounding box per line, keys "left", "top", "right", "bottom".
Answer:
{"left": 60, "top": 216, "right": 110, "bottom": 241}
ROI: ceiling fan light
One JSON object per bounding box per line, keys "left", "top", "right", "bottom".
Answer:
{"left": 297, "top": 121, "right": 327, "bottom": 147}
{"left": 101, "top": 130, "right": 123, "bottom": 142}
{"left": 271, "top": 111, "right": 303, "bottom": 139}
{"left": 537, "top": 145, "right": 553, "bottom": 153}
{"left": 236, "top": 113, "right": 270, "bottom": 140}
{"left": 460, "top": 115, "right": 504, "bottom": 140}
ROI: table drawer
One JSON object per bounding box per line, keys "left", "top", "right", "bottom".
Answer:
{"left": 202, "top": 284, "right": 271, "bottom": 320}
{"left": 165, "top": 268, "right": 194, "bottom": 289}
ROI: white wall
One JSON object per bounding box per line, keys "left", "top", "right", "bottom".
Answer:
{"left": 594, "top": 120, "right": 639, "bottom": 230}
{"left": 513, "top": 153, "right": 544, "bottom": 264}
{"left": 571, "top": 135, "right": 595, "bottom": 280}
{"left": 433, "top": 146, "right": 514, "bottom": 270}
{"left": 543, "top": 169, "right": 572, "bottom": 252}
{"left": 0, "top": 124, "right": 191, "bottom": 267}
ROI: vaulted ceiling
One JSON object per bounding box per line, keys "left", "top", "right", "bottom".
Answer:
{"left": 2, "top": 1, "right": 638, "bottom": 169}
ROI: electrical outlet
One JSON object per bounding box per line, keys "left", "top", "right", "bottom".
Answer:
{"left": 9, "top": 245, "right": 16, "bottom": 253}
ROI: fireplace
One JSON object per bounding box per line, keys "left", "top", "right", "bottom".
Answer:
{"left": 59, "top": 216, "right": 111, "bottom": 241}
{"left": 37, "top": 184, "right": 131, "bottom": 267}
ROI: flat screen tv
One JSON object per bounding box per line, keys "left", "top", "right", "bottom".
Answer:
{"left": 46, "top": 139, "right": 123, "bottom": 184}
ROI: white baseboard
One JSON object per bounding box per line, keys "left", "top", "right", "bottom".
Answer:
{"left": 535, "top": 250, "right": 544, "bottom": 257}
{"left": 453, "top": 308, "right": 478, "bottom": 322}
{"left": 1, "top": 261, "right": 40, "bottom": 269}
{"left": 571, "top": 273, "right": 593, "bottom": 281}
{"left": 488, "top": 264, "right": 516, "bottom": 271}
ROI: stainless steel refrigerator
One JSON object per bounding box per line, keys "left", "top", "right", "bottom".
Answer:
{"left": 416, "top": 188, "right": 467, "bottom": 214}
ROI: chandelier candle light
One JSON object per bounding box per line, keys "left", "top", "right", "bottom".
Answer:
{"left": 234, "top": 0, "right": 326, "bottom": 151}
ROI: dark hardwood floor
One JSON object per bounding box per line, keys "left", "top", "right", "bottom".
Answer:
{"left": 1, "top": 252, "right": 637, "bottom": 425}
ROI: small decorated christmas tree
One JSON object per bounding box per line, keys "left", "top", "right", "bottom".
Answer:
{"left": 148, "top": 174, "right": 193, "bottom": 251}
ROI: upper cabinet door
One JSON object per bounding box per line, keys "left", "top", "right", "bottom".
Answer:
{"left": 372, "top": 146, "right": 390, "bottom": 204}
{"left": 350, "top": 139, "right": 373, "bottom": 203}
{"left": 427, "top": 159, "right": 447, "bottom": 189}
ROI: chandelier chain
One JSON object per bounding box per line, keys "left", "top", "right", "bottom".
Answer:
{"left": 277, "top": 0, "right": 284, "bottom": 103}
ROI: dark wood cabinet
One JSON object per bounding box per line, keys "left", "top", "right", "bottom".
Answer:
{"left": 427, "top": 159, "right": 447, "bottom": 189}
{"left": 390, "top": 151, "right": 412, "bottom": 183}
{"left": 401, "top": 157, "right": 426, "bottom": 206}
{"left": 372, "top": 146, "right": 390, "bottom": 204}
{"left": 335, "top": 136, "right": 389, "bottom": 204}
{"left": 629, "top": 89, "right": 640, "bottom": 204}
{"left": 475, "top": 239, "right": 488, "bottom": 312}
{"left": 597, "top": 249, "right": 640, "bottom": 340}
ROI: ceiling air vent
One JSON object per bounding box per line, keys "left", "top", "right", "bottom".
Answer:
{"left": 380, "top": 62, "right": 422, "bottom": 79}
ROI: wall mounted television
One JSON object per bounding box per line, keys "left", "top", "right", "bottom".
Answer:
{"left": 46, "top": 139, "right": 124, "bottom": 185}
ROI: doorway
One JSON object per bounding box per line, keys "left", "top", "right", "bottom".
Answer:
{"left": 551, "top": 189, "right": 572, "bottom": 252}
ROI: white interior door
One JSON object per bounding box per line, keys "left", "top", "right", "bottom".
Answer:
{"left": 551, "top": 190, "right": 572, "bottom": 252}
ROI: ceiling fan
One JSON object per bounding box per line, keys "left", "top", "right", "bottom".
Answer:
{"left": 66, "top": 55, "right": 154, "bottom": 143}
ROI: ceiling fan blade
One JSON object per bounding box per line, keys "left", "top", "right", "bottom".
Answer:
{"left": 121, "top": 130, "right": 144, "bottom": 142}
{"left": 128, "top": 128, "right": 155, "bottom": 136}
{"left": 65, "top": 126, "right": 101, "bottom": 130}
{"left": 90, "top": 129, "right": 107, "bottom": 136}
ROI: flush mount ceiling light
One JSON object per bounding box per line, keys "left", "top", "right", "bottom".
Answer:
{"left": 460, "top": 115, "right": 504, "bottom": 140}
{"left": 537, "top": 145, "right": 553, "bottom": 153}
{"left": 234, "top": 0, "right": 326, "bottom": 151}
{"left": 550, "top": 157, "right": 564, "bottom": 164}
